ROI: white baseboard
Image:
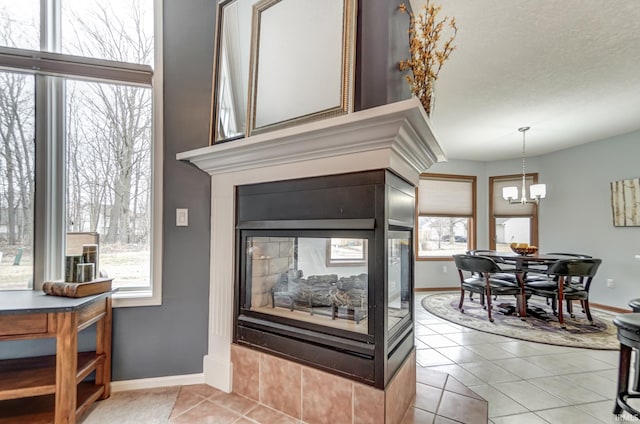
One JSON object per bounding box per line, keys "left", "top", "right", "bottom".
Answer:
{"left": 111, "top": 373, "right": 204, "bottom": 393}
{"left": 203, "top": 354, "right": 233, "bottom": 393}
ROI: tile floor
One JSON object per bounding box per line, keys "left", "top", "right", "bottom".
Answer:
{"left": 413, "top": 293, "right": 631, "bottom": 424}
{"left": 84, "top": 293, "right": 634, "bottom": 423}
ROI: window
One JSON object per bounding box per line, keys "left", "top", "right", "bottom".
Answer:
{"left": 416, "top": 174, "right": 476, "bottom": 259}
{"left": 0, "top": 71, "right": 35, "bottom": 289}
{"left": 326, "top": 238, "right": 367, "bottom": 266}
{"left": 489, "top": 174, "right": 539, "bottom": 252}
{"left": 0, "top": 0, "right": 161, "bottom": 306}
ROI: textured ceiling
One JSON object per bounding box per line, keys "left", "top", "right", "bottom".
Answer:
{"left": 407, "top": 0, "right": 640, "bottom": 161}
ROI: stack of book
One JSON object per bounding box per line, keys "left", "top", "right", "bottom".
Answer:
{"left": 42, "top": 278, "right": 113, "bottom": 298}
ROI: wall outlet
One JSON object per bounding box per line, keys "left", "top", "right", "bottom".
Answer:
{"left": 442, "top": 265, "right": 448, "bottom": 273}
{"left": 606, "top": 278, "right": 614, "bottom": 288}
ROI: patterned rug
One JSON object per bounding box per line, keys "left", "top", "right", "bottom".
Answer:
{"left": 421, "top": 292, "right": 620, "bottom": 350}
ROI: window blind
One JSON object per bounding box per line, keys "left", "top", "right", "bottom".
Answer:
{"left": 0, "top": 46, "right": 153, "bottom": 87}
{"left": 418, "top": 177, "right": 473, "bottom": 216}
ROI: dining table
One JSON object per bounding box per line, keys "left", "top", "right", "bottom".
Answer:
{"left": 467, "top": 250, "right": 580, "bottom": 319}
{"left": 474, "top": 251, "right": 572, "bottom": 272}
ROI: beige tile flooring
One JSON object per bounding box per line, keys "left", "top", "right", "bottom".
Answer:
{"left": 413, "top": 293, "right": 630, "bottom": 424}
{"left": 83, "top": 293, "right": 633, "bottom": 423}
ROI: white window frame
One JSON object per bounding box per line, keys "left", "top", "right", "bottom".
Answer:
{"left": 0, "top": 0, "right": 163, "bottom": 307}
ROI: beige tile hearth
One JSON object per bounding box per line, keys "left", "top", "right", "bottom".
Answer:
{"left": 302, "top": 367, "right": 353, "bottom": 424}
{"left": 260, "top": 354, "right": 302, "bottom": 419}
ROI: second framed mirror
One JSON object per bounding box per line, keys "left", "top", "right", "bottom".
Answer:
{"left": 247, "top": 0, "right": 356, "bottom": 136}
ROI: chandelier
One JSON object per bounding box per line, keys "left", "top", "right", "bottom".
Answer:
{"left": 502, "top": 127, "right": 546, "bottom": 205}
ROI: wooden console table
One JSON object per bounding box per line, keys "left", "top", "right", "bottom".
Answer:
{"left": 0, "top": 290, "right": 114, "bottom": 423}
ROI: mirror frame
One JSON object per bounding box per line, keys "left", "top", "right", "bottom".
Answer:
{"left": 246, "top": 0, "right": 357, "bottom": 136}
{"left": 210, "top": 0, "right": 257, "bottom": 144}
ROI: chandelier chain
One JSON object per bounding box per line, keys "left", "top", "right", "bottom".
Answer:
{"left": 518, "top": 127, "right": 530, "bottom": 203}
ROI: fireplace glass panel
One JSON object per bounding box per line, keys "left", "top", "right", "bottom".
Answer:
{"left": 245, "top": 236, "right": 368, "bottom": 334}
{"left": 388, "top": 232, "right": 410, "bottom": 331}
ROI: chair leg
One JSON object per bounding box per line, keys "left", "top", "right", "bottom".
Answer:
{"left": 567, "top": 299, "right": 575, "bottom": 318}
{"left": 583, "top": 299, "right": 593, "bottom": 322}
{"left": 485, "top": 285, "right": 494, "bottom": 323}
{"left": 458, "top": 288, "right": 465, "bottom": 312}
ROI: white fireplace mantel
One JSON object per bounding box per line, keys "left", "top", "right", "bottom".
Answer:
{"left": 177, "top": 98, "right": 445, "bottom": 392}
{"left": 177, "top": 97, "right": 445, "bottom": 185}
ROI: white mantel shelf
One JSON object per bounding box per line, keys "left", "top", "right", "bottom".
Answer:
{"left": 177, "top": 98, "right": 446, "bottom": 181}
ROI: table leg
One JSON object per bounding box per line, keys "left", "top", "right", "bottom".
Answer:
{"left": 55, "top": 311, "right": 78, "bottom": 424}
{"left": 557, "top": 276, "right": 565, "bottom": 329}
{"left": 614, "top": 343, "right": 631, "bottom": 415}
{"left": 96, "top": 296, "right": 113, "bottom": 399}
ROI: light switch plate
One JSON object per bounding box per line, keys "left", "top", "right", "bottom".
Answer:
{"left": 176, "top": 208, "right": 188, "bottom": 226}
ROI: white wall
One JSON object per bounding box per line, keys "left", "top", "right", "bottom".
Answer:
{"left": 536, "top": 131, "right": 640, "bottom": 309}
{"left": 416, "top": 129, "right": 640, "bottom": 309}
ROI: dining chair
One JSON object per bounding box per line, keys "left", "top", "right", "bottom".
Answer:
{"left": 525, "top": 258, "right": 602, "bottom": 328}
{"left": 525, "top": 253, "right": 594, "bottom": 311}
{"left": 466, "top": 249, "right": 519, "bottom": 282}
{"left": 453, "top": 254, "right": 525, "bottom": 322}
{"left": 465, "top": 250, "right": 520, "bottom": 303}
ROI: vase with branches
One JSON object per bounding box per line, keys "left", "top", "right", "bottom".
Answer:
{"left": 399, "top": 1, "right": 457, "bottom": 116}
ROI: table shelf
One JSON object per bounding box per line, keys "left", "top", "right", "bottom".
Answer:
{"left": 0, "top": 382, "right": 104, "bottom": 424}
{"left": 0, "top": 352, "right": 105, "bottom": 401}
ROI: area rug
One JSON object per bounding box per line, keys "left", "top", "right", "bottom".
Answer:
{"left": 421, "top": 292, "right": 620, "bottom": 350}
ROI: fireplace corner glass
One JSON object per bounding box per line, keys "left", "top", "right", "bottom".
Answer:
{"left": 387, "top": 230, "right": 411, "bottom": 334}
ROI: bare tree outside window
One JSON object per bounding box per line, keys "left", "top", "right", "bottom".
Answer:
{"left": 0, "top": 7, "right": 36, "bottom": 289}
{"left": 63, "top": 1, "right": 154, "bottom": 288}
{"left": 417, "top": 216, "right": 469, "bottom": 257}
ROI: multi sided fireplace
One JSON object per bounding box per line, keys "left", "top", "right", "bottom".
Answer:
{"left": 234, "top": 169, "right": 414, "bottom": 388}
{"left": 178, "top": 99, "right": 445, "bottom": 420}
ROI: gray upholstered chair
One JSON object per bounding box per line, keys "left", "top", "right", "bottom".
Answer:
{"left": 525, "top": 258, "right": 602, "bottom": 328}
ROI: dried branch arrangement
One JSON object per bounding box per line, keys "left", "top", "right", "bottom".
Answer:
{"left": 399, "top": 1, "right": 457, "bottom": 116}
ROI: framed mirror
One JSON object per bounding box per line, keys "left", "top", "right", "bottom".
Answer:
{"left": 210, "top": 0, "right": 260, "bottom": 144}
{"left": 247, "top": 0, "right": 356, "bottom": 136}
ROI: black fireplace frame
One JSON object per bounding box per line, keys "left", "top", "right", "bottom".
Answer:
{"left": 234, "top": 170, "right": 415, "bottom": 388}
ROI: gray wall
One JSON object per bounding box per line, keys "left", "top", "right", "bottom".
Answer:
{"left": 0, "top": 1, "right": 214, "bottom": 378}
{"left": 109, "top": 0, "right": 214, "bottom": 380}
{"left": 112, "top": 0, "right": 416, "bottom": 380}
{"left": 416, "top": 130, "right": 640, "bottom": 310}
{"left": 356, "top": 0, "right": 411, "bottom": 110}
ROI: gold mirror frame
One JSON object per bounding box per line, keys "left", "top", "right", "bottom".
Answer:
{"left": 246, "top": 0, "right": 357, "bottom": 136}
{"left": 210, "top": 0, "right": 260, "bottom": 144}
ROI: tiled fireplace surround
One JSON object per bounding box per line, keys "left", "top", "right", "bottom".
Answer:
{"left": 231, "top": 344, "right": 417, "bottom": 423}
{"left": 178, "top": 98, "right": 445, "bottom": 423}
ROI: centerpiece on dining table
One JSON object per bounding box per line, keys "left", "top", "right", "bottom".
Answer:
{"left": 510, "top": 242, "right": 538, "bottom": 256}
